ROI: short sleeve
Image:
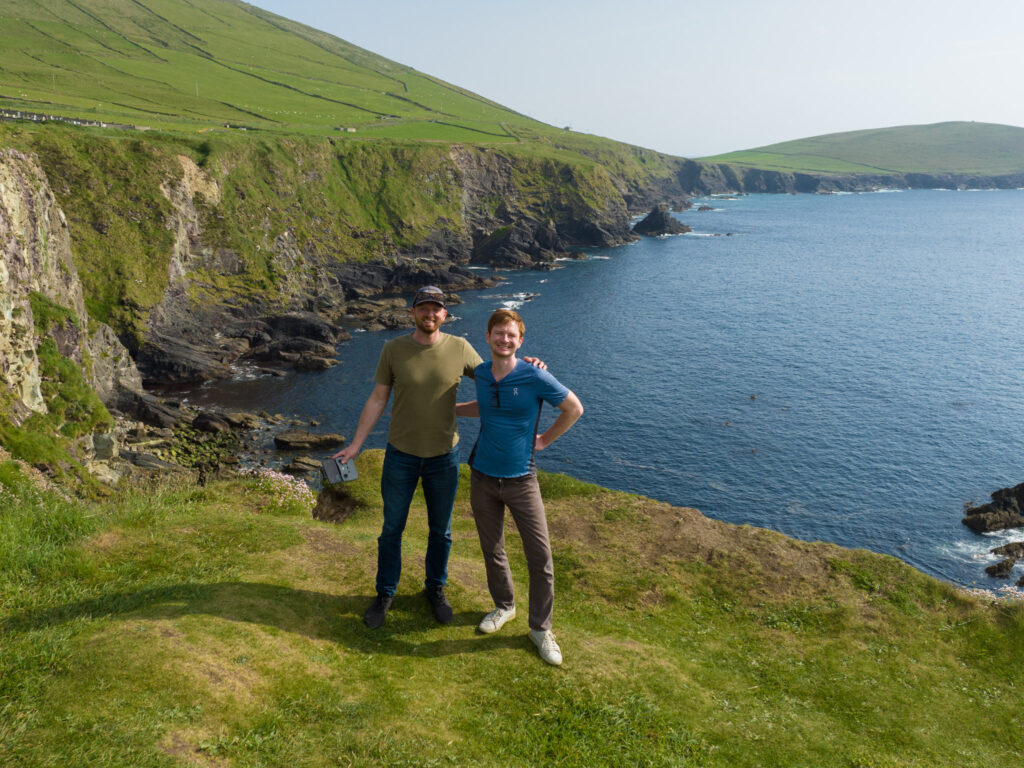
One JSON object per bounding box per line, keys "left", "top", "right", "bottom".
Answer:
{"left": 463, "top": 338, "right": 483, "bottom": 379}
{"left": 535, "top": 367, "right": 569, "bottom": 407}
{"left": 374, "top": 344, "right": 394, "bottom": 386}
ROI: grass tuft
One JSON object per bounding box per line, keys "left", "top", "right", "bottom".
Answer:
{"left": 2, "top": 452, "right": 1024, "bottom": 766}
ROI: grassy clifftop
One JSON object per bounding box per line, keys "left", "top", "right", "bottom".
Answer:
{"left": 0, "top": 121, "right": 680, "bottom": 350}
{"left": 2, "top": 451, "right": 1022, "bottom": 766}
{"left": 700, "top": 121, "right": 1024, "bottom": 177}
{"left": 0, "top": 0, "right": 539, "bottom": 140}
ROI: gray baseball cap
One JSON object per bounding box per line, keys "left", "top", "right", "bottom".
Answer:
{"left": 412, "top": 285, "right": 447, "bottom": 307}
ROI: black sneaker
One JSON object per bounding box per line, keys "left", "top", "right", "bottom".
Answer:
{"left": 424, "top": 585, "right": 453, "bottom": 624}
{"left": 364, "top": 594, "right": 393, "bottom": 629}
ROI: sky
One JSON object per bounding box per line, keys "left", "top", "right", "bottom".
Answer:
{"left": 247, "top": 0, "right": 1024, "bottom": 157}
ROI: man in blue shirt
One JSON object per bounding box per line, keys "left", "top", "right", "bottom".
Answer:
{"left": 456, "top": 309, "right": 583, "bottom": 665}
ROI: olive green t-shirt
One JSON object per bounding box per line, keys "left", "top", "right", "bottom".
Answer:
{"left": 375, "top": 333, "right": 482, "bottom": 458}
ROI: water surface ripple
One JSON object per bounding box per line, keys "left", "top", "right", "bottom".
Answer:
{"left": 185, "top": 190, "right": 1024, "bottom": 589}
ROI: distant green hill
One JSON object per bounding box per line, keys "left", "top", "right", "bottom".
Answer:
{"left": 699, "top": 122, "right": 1024, "bottom": 177}
{"left": 0, "top": 0, "right": 558, "bottom": 143}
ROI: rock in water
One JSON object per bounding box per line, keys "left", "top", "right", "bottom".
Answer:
{"left": 962, "top": 482, "right": 1024, "bottom": 533}
{"left": 632, "top": 204, "right": 691, "bottom": 237}
{"left": 273, "top": 430, "right": 345, "bottom": 450}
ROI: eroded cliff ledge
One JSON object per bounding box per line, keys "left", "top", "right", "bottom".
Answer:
{"left": 0, "top": 129, "right": 694, "bottom": 387}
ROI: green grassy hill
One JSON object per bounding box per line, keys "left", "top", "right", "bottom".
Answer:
{"left": 0, "top": 0, "right": 686, "bottom": 363}
{"left": 0, "top": 0, "right": 554, "bottom": 142}
{"left": 699, "top": 121, "right": 1024, "bottom": 177}
{"left": 2, "top": 451, "right": 1023, "bottom": 766}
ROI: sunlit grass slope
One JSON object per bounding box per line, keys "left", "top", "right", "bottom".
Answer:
{"left": 2, "top": 450, "right": 1023, "bottom": 767}
{"left": 700, "top": 121, "right": 1024, "bottom": 176}
{"left": 0, "top": 0, "right": 557, "bottom": 142}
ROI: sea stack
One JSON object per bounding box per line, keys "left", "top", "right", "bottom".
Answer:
{"left": 632, "top": 203, "right": 691, "bottom": 236}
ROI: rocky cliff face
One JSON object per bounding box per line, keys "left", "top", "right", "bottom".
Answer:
{"left": 0, "top": 130, "right": 717, "bottom": 392}
{"left": 680, "top": 159, "right": 1024, "bottom": 195}
{"left": 47, "top": 137, "right": 667, "bottom": 386}
{"left": 0, "top": 149, "right": 140, "bottom": 419}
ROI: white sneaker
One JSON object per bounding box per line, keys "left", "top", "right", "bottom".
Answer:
{"left": 477, "top": 606, "right": 516, "bottom": 634}
{"left": 529, "top": 629, "right": 563, "bottom": 666}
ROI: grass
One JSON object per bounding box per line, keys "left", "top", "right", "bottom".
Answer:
{"left": 0, "top": 292, "right": 111, "bottom": 491}
{"left": 2, "top": 451, "right": 1023, "bottom": 766}
{"left": 700, "top": 122, "right": 1024, "bottom": 177}
{"left": 0, "top": 0, "right": 568, "bottom": 143}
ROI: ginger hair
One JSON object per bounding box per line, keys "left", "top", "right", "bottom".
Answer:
{"left": 487, "top": 308, "right": 525, "bottom": 337}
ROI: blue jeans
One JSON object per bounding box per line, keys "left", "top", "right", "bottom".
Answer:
{"left": 376, "top": 443, "right": 460, "bottom": 597}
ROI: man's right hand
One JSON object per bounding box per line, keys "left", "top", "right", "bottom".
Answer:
{"left": 333, "top": 445, "right": 359, "bottom": 463}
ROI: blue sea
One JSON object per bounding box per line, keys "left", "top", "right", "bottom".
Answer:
{"left": 183, "top": 189, "right": 1024, "bottom": 589}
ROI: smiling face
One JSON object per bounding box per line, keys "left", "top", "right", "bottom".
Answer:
{"left": 411, "top": 301, "right": 447, "bottom": 336}
{"left": 486, "top": 319, "right": 524, "bottom": 359}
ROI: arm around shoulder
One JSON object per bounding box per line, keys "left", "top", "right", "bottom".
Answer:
{"left": 455, "top": 400, "right": 479, "bottom": 418}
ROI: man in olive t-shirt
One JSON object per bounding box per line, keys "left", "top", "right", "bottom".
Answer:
{"left": 334, "top": 286, "right": 480, "bottom": 628}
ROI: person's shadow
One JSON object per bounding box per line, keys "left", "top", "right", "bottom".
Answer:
{"left": 0, "top": 582, "right": 526, "bottom": 657}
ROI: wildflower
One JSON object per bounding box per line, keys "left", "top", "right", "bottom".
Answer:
{"left": 241, "top": 466, "right": 316, "bottom": 515}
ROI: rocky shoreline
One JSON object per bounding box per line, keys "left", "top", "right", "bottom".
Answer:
{"left": 962, "top": 482, "right": 1024, "bottom": 585}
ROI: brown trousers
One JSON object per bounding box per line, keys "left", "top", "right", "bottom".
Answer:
{"left": 470, "top": 469, "right": 554, "bottom": 631}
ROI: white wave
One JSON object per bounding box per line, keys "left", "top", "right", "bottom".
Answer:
{"left": 480, "top": 292, "right": 540, "bottom": 307}
{"left": 225, "top": 362, "right": 274, "bottom": 381}
{"left": 937, "top": 528, "right": 1024, "bottom": 566}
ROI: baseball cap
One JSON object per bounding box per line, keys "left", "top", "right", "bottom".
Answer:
{"left": 412, "top": 286, "right": 447, "bottom": 308}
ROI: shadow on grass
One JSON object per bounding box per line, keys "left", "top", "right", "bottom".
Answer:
{"left": 0, "top": 582, "right": 528, "bottom": 658}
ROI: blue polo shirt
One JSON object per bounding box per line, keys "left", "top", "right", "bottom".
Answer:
{"left": 470, "top": 359, "right": 570, "bottom": 478}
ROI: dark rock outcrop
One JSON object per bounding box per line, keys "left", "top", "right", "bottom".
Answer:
{"left": 283, "top": 455, "right": 322, "bottom": 474}
{"left": 193, "top": 411, "right": 231, "bottom": 434}
{"left": 962, "top": 483, "right": 1024, "bottom": 533}
{"left": 472, "top": 221, "right": 568, "bottom": 269}
{"left": 984, "top": 541, "right": 1024, "bottom": 579}
{"left": 992, "top": 542, "right": 1024, "bottom": 559}
{"left": 273, "top": 429, "right": 345, "bottom": 451}
{"left": 986, "top": 558, "right": 1017, "bottom": 578}
{"left": 263, "top": 312, "right": 340, "bottom": 344}
{"left": 119, "top": 391, "right": 189, "bottom": 429}
{"left": 632, "top": 204, "right": 692, "bottom": 237}
{"left": 223, "top": 412, "right": 261, "bottom": 429}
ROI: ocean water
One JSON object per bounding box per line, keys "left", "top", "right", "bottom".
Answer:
{"left": 183, "top": 189, "right": 1024, "bottom": 588}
